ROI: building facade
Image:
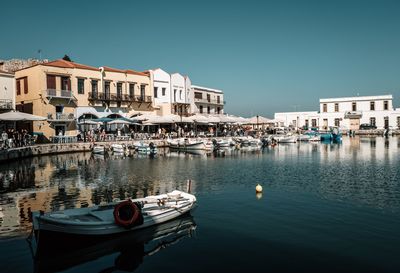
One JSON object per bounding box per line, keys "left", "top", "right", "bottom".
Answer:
{"left": 191, "top": 85, "right": 224, "bottom": 115}
{"left": 0, "top": 70, "right": 15, "bottom": 113}
{"left": 15, "top": 59, "right": 153, "bottom": 138}
{"left": 275, "top": 94, "right": 400, "bottom": 130}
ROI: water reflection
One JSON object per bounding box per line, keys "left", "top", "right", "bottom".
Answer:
{"left": 0, "top": 136, "right": 399, "bottom": 237}
{"left": 32, "top": 215, "right": 196, "bottom": 273}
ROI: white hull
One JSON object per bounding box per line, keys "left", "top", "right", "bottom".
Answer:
{"left": 33, "top": 191, "right": 196, "bottom": 236}
{"left": 92, "top": 146, "right": 105, "bottom": 154}
{"left": 169, "top": 140, "right": 206, "bottom": 150}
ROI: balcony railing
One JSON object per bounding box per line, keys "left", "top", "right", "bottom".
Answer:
{"left": 46, "top": 89, "right": 74, "bottom": 99}
{"left": 0, "top": 99, "right": 13, "bottom": 110}
{"left": 194, "top": 97, "right": 225, "bottom": 105}
{"left": 89, "top": 92, "right": 152, "bottom": 103}
{"left": 47, "top": 112, "right": 75, "bottom": 121}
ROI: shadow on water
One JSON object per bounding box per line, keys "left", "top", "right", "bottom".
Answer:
{"left": 29, "top": 215, "right": 196, "bottom": 273}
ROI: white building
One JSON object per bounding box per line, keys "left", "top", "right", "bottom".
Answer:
{"left": 171, "top": 73, "right": 190, "bottom": 116}
{"left": 149, "top": 68, "right": 171, "bottom": 115}
{"left": 0, "top": 69, "right": 15, "bottom": 113}
{"left": 191, "top": 85, "right": 224, "bottom": 115}
{"left": 275, "top": 94, "right": 400, "bottom": 130}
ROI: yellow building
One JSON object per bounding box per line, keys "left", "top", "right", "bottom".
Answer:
{"left": 15, "top": 59, "right": 153, "bottom": 139}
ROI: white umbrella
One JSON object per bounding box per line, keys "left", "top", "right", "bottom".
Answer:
{"left": 0, "top": 111, "right": 46, "bottom": 121}
{"left": 77, "top": 120, "right": 100, "bottom": 125}
{"left": 248, "top": 116, "right": 271, "bottom": 124}
{"left": 108, "top": 119, "right": 132, "bottom": 125}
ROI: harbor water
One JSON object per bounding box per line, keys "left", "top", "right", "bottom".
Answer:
{"left": 0, "top": 136, "right": 399, "bottom": 272}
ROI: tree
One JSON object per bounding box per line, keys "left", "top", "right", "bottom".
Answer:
{"left": 62, "top": 55, "right": 72, "bottom": 62}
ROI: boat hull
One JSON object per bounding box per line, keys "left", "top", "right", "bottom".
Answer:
{"left": 33, "top": 191, "right": 196, "bottom": 237}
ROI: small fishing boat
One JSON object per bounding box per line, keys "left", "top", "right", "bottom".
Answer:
{"left": 168, "top": 138, "right": 206, "bottom": 150}
{"left": 92, "top": 145, "right": 106, "bottom": 154}
{"left": 31, "top": 190, "right": 196, "bottom": 239}
{"left": 111, "top": 143, "right": 125, "bottom": 154}
{"left": 134, "top": 141, "right": 158, "bottom": 155}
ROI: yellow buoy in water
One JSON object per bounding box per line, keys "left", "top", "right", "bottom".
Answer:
{"left": 256, "top": 184, "right": 263, "bottom": 193}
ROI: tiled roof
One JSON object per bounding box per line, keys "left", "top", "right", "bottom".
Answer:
{"left": 43, "top": 59, "right": 99, "bottom": 71}
{"left": 0, "top": 69, "right": 14, "bottom": 75}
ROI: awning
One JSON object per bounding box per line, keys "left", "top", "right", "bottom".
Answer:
{"left": 0, "top": 111, "right": 47, "bottom": 121}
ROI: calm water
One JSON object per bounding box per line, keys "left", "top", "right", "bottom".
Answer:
{"left": 0, "top": 136, "right": 400, "bottom": 273}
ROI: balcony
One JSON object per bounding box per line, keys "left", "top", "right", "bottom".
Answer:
{"left": 89, "top": 92, "right": 152, "bottom": 103}
{"left": 194, "top": 97, "right": 225, "bottom": 105}
{"left": 47, "top": 112, "right": 75, "bottom": 122}
{"left": 46, "top": 89, "right": 76, "bottom": 99}
{"left": 0, "top": 99, "right": 13, "bottom": 110}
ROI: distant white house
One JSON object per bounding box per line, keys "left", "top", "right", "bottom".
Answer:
{"left": 191, "top": 85, "right": 224, "bottom": 115}
{"left": 275, "top": 94, "right": 400, "bottom": 130}
{"left": 0, "top": 69, "right": 15, "bottom": 112}
{"left": 171, "top": 73, "right": 190, "bottom": 116}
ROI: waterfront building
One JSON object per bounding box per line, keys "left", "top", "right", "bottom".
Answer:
{"left": 15, "top": 59, "right": 153, "bottom": 139}
{"left": 275, "top": 94, "right": 400, "bottom": 130}
{"left": 0, "top": 69, "right": 15, "bottom": 113}
{"left": 191, "top": 85, "right": 224, "bottom": 115}
{"left": 171, "top": 73, "right": 190, "bottom": 116}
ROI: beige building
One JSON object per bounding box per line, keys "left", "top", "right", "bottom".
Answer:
{"left": 15, "top": 59, "right": 153, "bottom": 139}
{"left": 191, "top": 85, "right": 224, "bottom": 115}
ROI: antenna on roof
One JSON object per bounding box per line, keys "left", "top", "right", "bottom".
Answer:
{"left": 38, "top": 49, "right": 42, "bottom": 60}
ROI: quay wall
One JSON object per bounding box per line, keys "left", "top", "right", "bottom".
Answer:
{"left": 0, "top": 139, "right": 170, "bottom": 163}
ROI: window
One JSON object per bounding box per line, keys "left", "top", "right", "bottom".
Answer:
{"left": 334, "top": 118, "right": 340, "bottom": 127}
{"left": 194, "top": 92, "right": 202, "bottom": 99}
{"left": 61, "top": 77, "right": 70, "bottom": 91}
{"left": 129, "top": 84, "right": 135, "bottom": 97}
{"left": 370, "top": 101, "right": 375, "bottom": 111}
{"left": 383, "top": 101, "right": 388, "bottom": 110}
{"left": 207, "top": 94, "right": 210, "bottom": 102}
{"left": 217, "top": 107, "right": 221, "bottom": 114}
{"left": 174, "top": 89, "right": 177, "bottom": 101}
{"left": 311, "top": 119, "right": 317, "bottom": 127}
{"left": 323, "top": 118, "right": 328, "bottom": 129}
{"left": 140, "top": 85, "right": 145, "bottom": 101}
{"left": 397, "top": 117, "right": 400, "bottom": 128}
{"left": 47, "top": 75, "right": 56, "bottom": 90}
{"left": 162, "top": 88, "right": 166, "bottom": 96}
{"left": 77, "top": 78, "right": 85, "bottom": 94}
{"left": 370, "top": 117, "right": 376, "bottom": 126}
{"left": 199, "top": 105, "right": 203, "bottom": 113}
{"left": 207, "top": 106, "right": 210, "bottom": 114}
{"left": 180, "top": 90, "right": 182, "bottom": 100}
{"left": 16, "top": 80, "right": 21, "bottom": 95}
{"left": 117, "top": 83, "right": 122, "bottom": 99}
{"left": 23, "top": 77, "right": 28, "bottom": 94}
{"left": 154, "top": 87, "right": 158, "bottom": 98}
{"left": 323, "top": 103, "right": 327, "bottom": 112}
{"left": 384, "top": 117, "right": 389, "bottom": 129}
{"left": 91, "top": 80, "right": 98, "bottom": 98}
{"left": 334, "top": 103, "right": 339, "bottom": 112}
{"left": 305, "top": 119, "right": 309, "bottom": 128}
{"left": 104, "top": 81, "right": 110, "bottom": 99}
{"left": 352, "top": 102, "right": 357, "bottom": 111}
{"left": 217, "top": 96, "right": 220, "bottom": 104}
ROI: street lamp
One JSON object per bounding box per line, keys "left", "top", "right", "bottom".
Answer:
{"left": 256, "top": 115, "right": 259, "bottom": 130}
{"left": 83, "top": 114, "right": 86, "bottom": 142}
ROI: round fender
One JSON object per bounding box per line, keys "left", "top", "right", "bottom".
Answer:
{"left": 113, "top": 200, "right": 140, "bottom": 228}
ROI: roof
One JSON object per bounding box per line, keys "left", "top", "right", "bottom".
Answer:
{"left": 42, "top": 59, "right": 99, "bottom": 71}
{"left": 191, "top": 84, "right": 223, "bottom": 94}
{"left": 15, "top": 59, "right": 148, "bottom": 77}
{"left": 320, "top": 94, "right": 393, "bottom": 103}
{"left": 0, "top": 69, "right": 14, "bottom": 75}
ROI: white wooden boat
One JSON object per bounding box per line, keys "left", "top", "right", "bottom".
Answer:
{"left": 92, "top": 145, "right": 106, "bottom": 154}
{"left": 32, "top": 190, "right": 196, "bottom": 237}
{"left": 111, "top": 143, "right": 125, "bottom": 154}
{"left": 277, "top": 136, "right": 297, "bottom": 143}
{"left": 134, "top": 141, "right": 158, "bottom": 154}
{"left": 168, "top": 139, "right": 206, "bottom": 150}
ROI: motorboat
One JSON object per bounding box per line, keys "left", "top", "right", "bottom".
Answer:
{"left": 30, "top": 215, "right": 196, "bottom": 272}
{"left": 134, "top": 141, "right": 158, "bottom": 155}
{"left": 168, "top": 138, "right": 206, "bottom": 150}
{"left": 92, "top": 145, "right": 106, "bottom": 154}
{"left": 31, "top": 190, "right": 196, "bottom": 241}
{"left": 111, "top": 143, "right": 125, "bottom": 154}
{"left": 277, "top": 136, "right": 297, "bottom": 143}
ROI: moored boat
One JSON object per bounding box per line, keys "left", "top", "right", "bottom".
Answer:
{"left": 168, "top": 138, "right": 206, "bottom": 150}
{"left": 31, "top": 190, "right": 196, "bottom": 240}
{"left": 92, "top": 145, "right": 106, "bottom": 154}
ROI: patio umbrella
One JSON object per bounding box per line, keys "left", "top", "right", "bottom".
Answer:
{"left": 108, "top": 119, "right": 132, "bottom": 125}
{"left": 0, "top": 111, "right": 46, "bottom": 121}
{"left": 77, "top": 120, "right": 100, "bottom": 125}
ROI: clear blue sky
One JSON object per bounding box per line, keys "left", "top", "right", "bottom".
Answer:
{"left": 2, "top": 0, "right": 400, "bottom": 117}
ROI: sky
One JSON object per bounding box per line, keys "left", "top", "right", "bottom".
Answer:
{"left": 1, "top": 0, "right": 400, "bottom": 117}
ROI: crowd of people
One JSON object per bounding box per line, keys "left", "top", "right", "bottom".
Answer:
{"left": 1, "top": 129, "right": 36, "bottom": 150}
